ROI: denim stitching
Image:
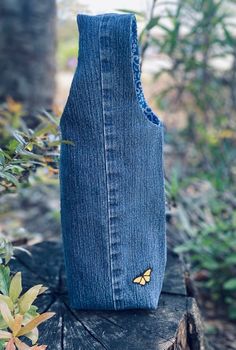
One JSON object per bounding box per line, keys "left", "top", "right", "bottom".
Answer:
{"left": 99, "top": 15, "right": 117, "bottom": 309}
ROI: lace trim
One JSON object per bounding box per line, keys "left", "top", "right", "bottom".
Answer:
{"left": 131, "top": 17, "right": 160, "bottom": 125}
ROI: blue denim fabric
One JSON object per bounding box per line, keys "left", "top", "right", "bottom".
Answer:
{"left": 59, "top": 13, "right": 166, "bottom": 310}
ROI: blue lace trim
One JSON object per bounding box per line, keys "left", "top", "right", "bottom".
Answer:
{"left": 131, "top": 17, "right": 160, "bottom": 125}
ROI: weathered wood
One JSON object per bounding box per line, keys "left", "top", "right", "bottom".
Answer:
{"left": 10, "top": 241, "right": 205, "bottom": 350}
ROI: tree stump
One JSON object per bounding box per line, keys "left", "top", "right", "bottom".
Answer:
{"left": 10, "top": 241, "right": 205, "bottom": 350}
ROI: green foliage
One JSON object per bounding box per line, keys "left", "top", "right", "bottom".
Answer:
{"left": 0, "top": 238, "right": 13, "bottom": 265}
{"left": 0, "top": 99, "right": 60, "bottom": 195}
{"left": 0, "top": 237, "right": 55, "bottom": 349}
{"left": 175, "top": 207, "right": 236, "bottom": 319}
{"left": 0, "top": 99, "right": 60, "bottom": 347}
{"left": 172, "top": 163, "right": 236, "bottom": 319}
{"left": 0, "top": 266, "right": 10, "bottom": 296}
{"left": 122, "top": 0, "right": 236, "bottom": 129}
{"left": 165, "top": 167, "right": 183, "bottom": 204}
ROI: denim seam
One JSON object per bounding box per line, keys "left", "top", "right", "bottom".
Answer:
{"left": 99, "top": 15, "right": 117, "bottom": 309}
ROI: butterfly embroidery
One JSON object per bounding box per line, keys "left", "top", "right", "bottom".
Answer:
{"left": 132, "top": 268, "right": 152, "bottom": 286}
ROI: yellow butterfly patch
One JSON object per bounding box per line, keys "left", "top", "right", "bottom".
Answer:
{"left": 132, "top": 268, "right": 152, "bottom": 286}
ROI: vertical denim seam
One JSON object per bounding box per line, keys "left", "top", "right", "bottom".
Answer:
{"left": 99, "top": 15, "right": 117, "bottom": 309}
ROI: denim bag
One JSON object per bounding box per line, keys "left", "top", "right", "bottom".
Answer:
{"left": 59, "top": 13, "right": 166, "bottom": 310}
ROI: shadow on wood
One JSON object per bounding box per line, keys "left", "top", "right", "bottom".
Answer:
{"left": 10, "top": 241, "right": 205, "bottom": 350}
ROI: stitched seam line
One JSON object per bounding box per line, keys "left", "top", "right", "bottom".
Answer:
{"left": 99, "top": 16, "right": 117, "bottom": 309}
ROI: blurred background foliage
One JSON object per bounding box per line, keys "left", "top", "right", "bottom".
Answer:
{"left": 0, "top": 99, "right": 60, "bottom": 195}
{"left": 0, "top": 0, "right": 235, "bottom": 348}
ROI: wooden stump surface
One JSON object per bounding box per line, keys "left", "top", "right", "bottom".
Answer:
{"left": 10, "top": 241, "right": 205, "bottom": 350}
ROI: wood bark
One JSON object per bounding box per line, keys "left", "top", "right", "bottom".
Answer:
{"left": 10, "top": 241, "right": 205, "bottom": 350}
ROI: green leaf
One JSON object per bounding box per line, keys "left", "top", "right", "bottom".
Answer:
{"left": 0, "top": 238, "right": 13, "bottom": 264}
{"left": 228, "top": 306, "right": 236, "bottom": 320}
{"left": 0, "top": 340, "right": 6, "bottom": 350}
{"left": 0, "top": 172, "right": 19, "bottom": 188}
{"left": 12, "top": 131, "right": 26, "bottom": 146}
{"left": 25, "top": 143, "right": 33, "bottom": 151}
{"left": 25, "top": 305, "right": 39, "bottom": 319}
{"left": 116, "top": 9, "right": 145, "bottom": 18}
{"left": 17, "top": 150, "right": 42, "bottom": 160}
{"left": 0, "top": 150, "right": 10, "bottom": 161}
{"left": 61, "top": 139, "right": 75, "bottom": 146}
{"left": 15, "top": 143, "right": 24, "bottom": 153}
{"left": 28, "top": 305, "right": 38, "bottom": 314}
{"left": 0, "top": 266, "right": 10, "bottom": 295}
{"left": 202, "top": 259, "right": 219, "bottom": 271}
{"left": 6, "top": 139, "right": 19, "bottom": 153}
{"left": 9, "top": 272, "right": 22, "bottom": 302}
{"left": 223, "top": 278, "right": 236, "bottom": 291}
{"left": 0, "top": 153, "right": 5, "bottom": 167}
{"left": 174, "top": 242, "right": 194, "bottom": 254}
{"left": 0, "top": 317, "right": 8, "bottom": 330}
{"left": 0, "top": 296, "right": 13, "bottom": 312}
{"left": 34, "top": 124, "right": 57, "bottom": 138}
{"left": 18, "top": 285, "right": 43, "bottom": 314}
{"left": 223, "top": 25, "right": 235, "bottom": 46}
{"left": 146, "top": 16, "right": 160, "bottom": 31}
{"left": 4, "top": 165, "right": 24, "bottom": 175}
{"left": 225, "top": 255, "right": 236, "bottom": 264}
